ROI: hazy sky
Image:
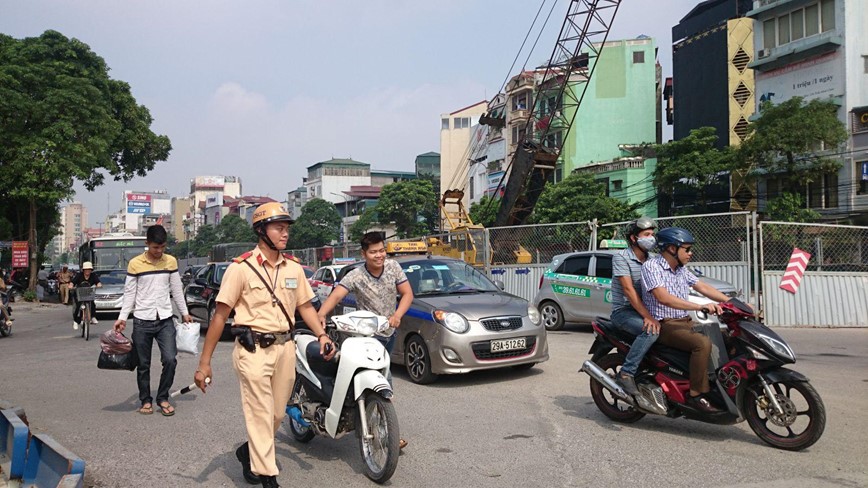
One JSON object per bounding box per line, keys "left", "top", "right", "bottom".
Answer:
{"left": 2, "top": 0, "right": 701, "bottom": 224}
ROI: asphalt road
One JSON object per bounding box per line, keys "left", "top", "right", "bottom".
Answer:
{"left": 1, "top": 303, "right": 867, "bottom": 488}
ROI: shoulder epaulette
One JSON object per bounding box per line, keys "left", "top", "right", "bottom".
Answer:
{"left": 233, "top": 251, "right": 254, "bottom": 263}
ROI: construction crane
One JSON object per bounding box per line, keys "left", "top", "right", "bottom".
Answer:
{"left": 485, "top": 0, "right": 623, "bottom": 227}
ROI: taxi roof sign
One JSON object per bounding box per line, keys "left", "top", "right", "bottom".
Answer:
{"left": 386, "top": 240, "right": 428, "bottom": 255}
{"left": 599, "top": 239, "right": 628, "bottom": 249}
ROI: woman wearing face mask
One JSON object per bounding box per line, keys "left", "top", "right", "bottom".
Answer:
{"left": 610, "top": 217, "right": 659, "bottom": 396}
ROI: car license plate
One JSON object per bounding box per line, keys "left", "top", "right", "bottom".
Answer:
{"left": 490, "top": 338, "right": 525, "bottom": 352}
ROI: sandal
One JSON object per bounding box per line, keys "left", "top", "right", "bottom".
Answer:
{"left": 158, "top": 402, "right": 175, "bottom": 417}
{"left": 399, "top": 439, "right": 408, "bottom": 450}
{"left": 138, "top": 404, "right": 153, "bottom": 415}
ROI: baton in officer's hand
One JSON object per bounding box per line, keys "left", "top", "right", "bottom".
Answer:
{"left": 170, "top": 377, "right": 210, "bottom": 398}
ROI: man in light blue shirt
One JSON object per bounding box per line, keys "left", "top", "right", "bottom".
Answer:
{"left": 611, "top": 217, "right": 659, "bottom": 395}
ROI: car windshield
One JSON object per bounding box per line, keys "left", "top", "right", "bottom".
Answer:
{"left": 215, "top": 264, "right": 229, "bottom": 285}
{"left": 402, "top": 260, "right": 499, "bottom": 295}
{"left": 96, "top": 270, "right": 127, "bottom": 285}
{"left": 303, "top": 267, "right": 314, "bottom": 279}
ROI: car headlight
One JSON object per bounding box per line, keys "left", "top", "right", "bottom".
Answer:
{"left": 757, "top": 333, "right": 796, "bottom": 361}
{"left": 527, "top": 305, "right": 541, "bottom": 326}
{"left": 433, "top": 310, "right": 470, "bottom": 334}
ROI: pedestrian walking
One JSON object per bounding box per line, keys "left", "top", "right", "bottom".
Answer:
{"left": 113, "top": 225, "right": 192, "bottom": 417}
{"left": 317, "top": 231, "right": 413, "bottom": 449}
{"left": 194, "top": 203, "right": 335, "bottom": 488}
{"left": 58, "top": 265, "right": 73, "bottom": 305}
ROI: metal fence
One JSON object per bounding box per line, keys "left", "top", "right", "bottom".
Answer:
{"left": 759, "top": 222, "right": 868, "bottom": 327}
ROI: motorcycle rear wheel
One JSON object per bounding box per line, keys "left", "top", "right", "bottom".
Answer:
{"left": 0, "top": 319, "right": 10, "bottom": 337}
{"left": 357, "top": 392, "right": 399, "bottom": 484}
{"left": 287, "top": 378, "right": 315, "bottom": 443}
{"left": 589, "top": 353, "right": 645, "bottom": 423}
{"left": 742, "top": 378, "right": 825, "bottom": 451}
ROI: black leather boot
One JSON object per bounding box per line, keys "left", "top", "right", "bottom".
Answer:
{"left": 261, "top": 475, "right": 280, "bottom": 488}
{"left": 235, "top": 442, "right": 261, "bottom": 485}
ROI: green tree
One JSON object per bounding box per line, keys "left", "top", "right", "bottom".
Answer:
{"left": 654, "top": 127, "right": 734, "bottom": 214}
{"left": 375, "top": 179, "right": 438, "bottom": 238}
{"left": 469, "top": 195, "right": 499, "bottom": 227}
{"left": 765, "top": 193, "right": 821, "bottom": 223}
{"left": 349, "top": 207, "right": 377, "bottom": 243}
{"left": 736, "top": 97, "right": 847, "bottom": 187}
{"left": 217, "top": 215, "right": 257, "bottom": 243}
{"left": 0, "top": 31, "right": 171, "bottom": 290}
{"left": 532, "top": 172, "right": 638, "bottom": 224}
{"left": 289, "top": 198, "right": 341, "bottom": 249}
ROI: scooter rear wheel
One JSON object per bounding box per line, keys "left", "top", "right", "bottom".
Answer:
{"left": 287, "top": 378, "right": 315, "bottom": 443}
{"left": 589, "top": 353, "right": 645, "bottom": 423}
{"left": 742, "top": 378, "right": 825, "bottom": 451}
{"left": 357, "top": 392, "right": 399, "bottom": 484}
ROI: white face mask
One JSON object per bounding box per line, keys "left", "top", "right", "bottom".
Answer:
{"left": 636, "top": 236, "right": 656, "bottom": 252}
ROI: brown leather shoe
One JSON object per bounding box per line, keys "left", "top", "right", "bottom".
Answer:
{"left": 688, "top": 394, "right": 722, "bottom": 413}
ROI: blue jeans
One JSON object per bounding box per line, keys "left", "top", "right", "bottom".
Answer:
{"left": 611, "top": 307, "right": 658, "bottom": 376}
{"left": 375, "top": 334, "right": 397, "bottom": 385}
{"left": 132, "top": 317, "right": 177, "bottom": 406}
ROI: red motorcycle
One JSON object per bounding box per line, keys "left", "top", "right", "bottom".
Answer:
{"left": 581, "top": 299, "right": 825, "bottom": 451}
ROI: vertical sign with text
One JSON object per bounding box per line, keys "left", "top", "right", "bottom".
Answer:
{"left": 12, "top": 241, "right": 28, "bottom": 268}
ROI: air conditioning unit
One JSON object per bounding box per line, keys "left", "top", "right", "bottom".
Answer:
{"left": 757, "top": 49, "right": 770, "bottom": 59}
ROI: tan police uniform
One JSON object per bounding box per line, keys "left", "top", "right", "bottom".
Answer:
{"left": 58, "top": 269, "right": 73, "bottom": 304}
{"left": 216, "top": 246, "right": 315, "bottom": 477}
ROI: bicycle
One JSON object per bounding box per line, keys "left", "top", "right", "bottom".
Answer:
{"left": 75, "top": 286, "right": 96, "bottom": 341}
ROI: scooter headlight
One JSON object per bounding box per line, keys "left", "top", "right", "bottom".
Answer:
{"left": 757, "top": 333, "right": 796, "bottom": 361}
{"left": 353, "top": 317, "right": 379, "bottom": 336}
{"left": 433, "top": 310, "right": 469, "bottom": 334}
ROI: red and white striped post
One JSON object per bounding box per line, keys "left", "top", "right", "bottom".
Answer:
{"left": 780, "top": 248, "right": 811, "bottom": 294}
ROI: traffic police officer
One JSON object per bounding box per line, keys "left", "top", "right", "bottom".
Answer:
{"left": 195, "top": 202, "right": 335, "bottom": 488}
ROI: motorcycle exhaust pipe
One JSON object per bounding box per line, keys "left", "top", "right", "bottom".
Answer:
{"left": 581, "top": 360, "right": 632, "bottom": 403}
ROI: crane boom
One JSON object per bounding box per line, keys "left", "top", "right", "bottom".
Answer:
{"left": 491, "top": 0, "right": 622, "bottom": 227}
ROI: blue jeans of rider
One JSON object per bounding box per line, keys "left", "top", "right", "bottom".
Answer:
{"left": 612, "top": 307, "right": 658, "bottom": 377}
{"left": 132, "top": 317, "right": 177, "bottom": 406}
{"left": 375, "top": 334, "right": 397, "bottom": 385}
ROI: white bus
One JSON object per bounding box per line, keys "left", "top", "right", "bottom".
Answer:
{"left": 78, "top": 233, "right": 147, "bottom": 271}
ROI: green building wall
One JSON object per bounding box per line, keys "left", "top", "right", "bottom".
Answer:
{"left": 560, "top": 37, "right": 660, "bottom": 217}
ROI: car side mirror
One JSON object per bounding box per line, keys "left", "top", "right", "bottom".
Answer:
{"left": 494, "top": 279, "right": 505, "bottom": 291}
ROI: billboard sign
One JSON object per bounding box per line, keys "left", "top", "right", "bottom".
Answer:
{"left": 194, "top": 176, "right": 225, "bottom": 188}
{"left": 127, "top": 193, "right": 152, "bottom": 214}
{"left": 756, "top": 51, "right": 844, "bottom": 110}
{"left": 205, "top": 193, "right": 223, "bottom": 207}
{"left": 12, "top": 241, "right": 28, "bottom": 268}
{"left": 862, "top": 162, "right": 868, "bottom": 182}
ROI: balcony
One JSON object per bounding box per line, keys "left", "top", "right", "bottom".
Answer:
{"left": 749, "top": 33, "right": 842, "bottom": 72}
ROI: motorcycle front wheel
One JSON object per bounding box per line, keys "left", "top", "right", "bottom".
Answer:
{"left": 357, "top": 392, "right": 399, "bottom": 484}
{"left": 588, "top": 353, "right": 645, "bottom": 423}
{"left": 742, "top": 378, "right": 826, "bottom": 451}
{"left": 287, "top": 378, "right": 315, "bottom": 443}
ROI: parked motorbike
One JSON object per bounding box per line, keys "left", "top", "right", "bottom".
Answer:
{"left": 47, "top": 278, "right": 59, "bottom": 296}
{"left": 285, "top": 311, "right": 399, "bottom": 484}
{"left": 0, "top": 291, "right": 13, "bottom": 337}
{"left": 581, "top": 298, "right": 825, "bottom": 451}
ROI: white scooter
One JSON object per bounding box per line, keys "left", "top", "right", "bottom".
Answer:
{"left": 285, "top": 311, "right": 399, "bottom": 484}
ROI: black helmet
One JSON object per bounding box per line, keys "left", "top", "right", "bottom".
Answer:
{"left": 627, "top": 217, "right": 656, "bottom": 237}
{"left": 656, "top": 227, "right": 695, "bottom": 249}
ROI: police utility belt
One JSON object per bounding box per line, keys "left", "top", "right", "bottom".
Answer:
{"left": 232, "top": 326, "right": 291, "bottom": 352}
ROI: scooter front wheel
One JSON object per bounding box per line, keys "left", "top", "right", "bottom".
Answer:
{"left": 357, "top": 392, "right": 399, "bottom": 484}
{"left": 742, "top": 378, "right": 825, "bottom": 451}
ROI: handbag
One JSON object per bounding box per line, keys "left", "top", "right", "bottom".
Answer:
{"left": 97, "top": 350, "right": 138, "bottom": 371}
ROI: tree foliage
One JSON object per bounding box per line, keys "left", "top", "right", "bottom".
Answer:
{"left": 654, "top": 127, "right": 734, "bottom": 213}
{"left": 736, "top": 97, "right": 847, "bottom": 186}
{"left": 469, "top": 195, "right": 499, "bottom": 227}
{"left": 349, "top": 207, "right": 377, "bottom": 243}
{"left": 532, "top": 172, "right": 638, "bottom": 224}
{"left": 169, "top": 215, "right": 257, "bottom": 258}
{"left": 375, "top": 179, "right": 438, "bottom": 238}
{"left": 0, "top": 30, "right": 170, "bottom": 288}
{"left": 765, "top": 193, "right": 821, "bottom": 223}
{"left": 288, "top": 198, "right": 341, "bottom": 249}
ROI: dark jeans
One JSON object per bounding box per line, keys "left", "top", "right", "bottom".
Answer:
{"left": 72, "top": 299, "right": 96, "bottom": 323}
{"left": 132, "top": 317, "right": 177, "bottom": 406}
{"left": 375, "top": 334, "right": 397, "bottom": 385}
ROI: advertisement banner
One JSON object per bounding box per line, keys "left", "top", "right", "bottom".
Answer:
{"left": 862, "top": 162, "right": 868, "bottom": 182}
{"left": 12, "top": 241, "right": 28, "bottom": 268}
{"left": 126, "top": 192, "right": 152, "bottom": 214}
{"left": 756, "top": 51, "right": 844, "bottom": 110}
{"left": 194, "top": 176, "right": 225, "bottom": 188}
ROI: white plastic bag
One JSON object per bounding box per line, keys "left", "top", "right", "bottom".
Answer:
{"left": 176, "top": 320, "right": 200, "bottom": 355}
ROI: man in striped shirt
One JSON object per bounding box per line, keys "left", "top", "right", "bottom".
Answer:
{"left": 114, "top": 225, "right": 193, "bottom": 416}
{"left": 641, "top": 227, "right": 730, "bottom": 414}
